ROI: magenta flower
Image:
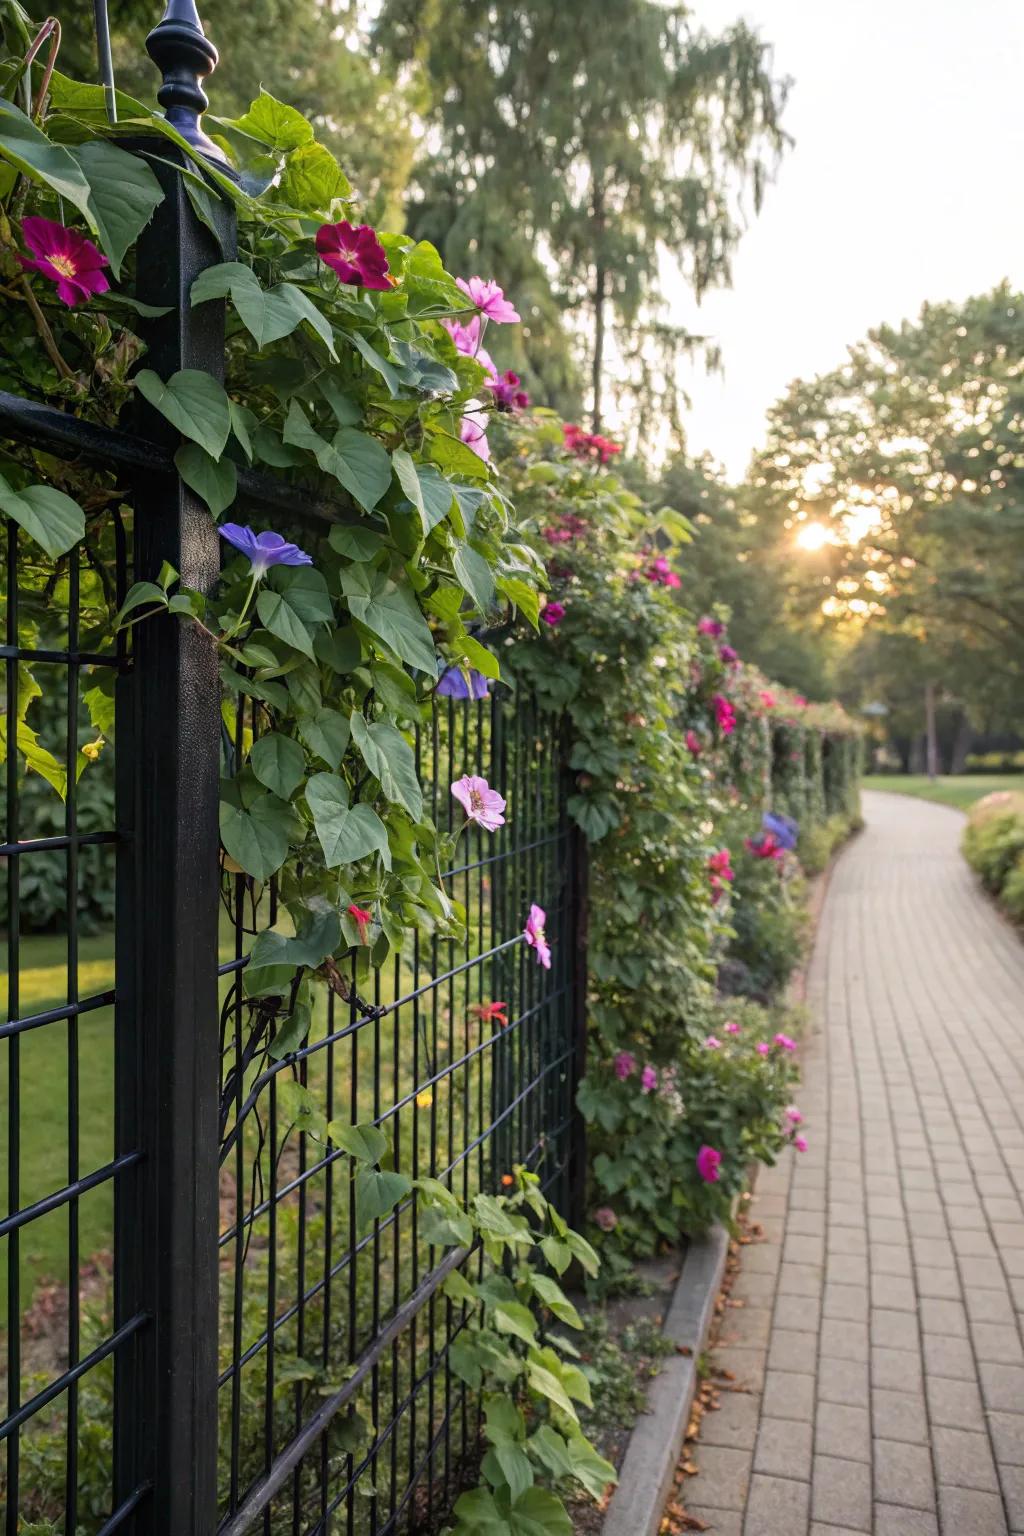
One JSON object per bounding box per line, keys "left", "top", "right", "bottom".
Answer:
{"left": 697, "top": 616, "right": 724, "bottom": 638}
{"left": 786, "top": 1105, "right": 803, "bottom": 1124}
{"left": 451, "top": 774, "right": 506, "bottom": 832}
{"left": 685, "top": 729, "right": 702, "bottom": 757}
{"left": 19, "top": 217, "right": 109, "bottom": 308}
{"left": 614, "top": 1051, "right": 636, "bottom": 1080}
{"left": 524, "top": 904, "right": 552, "bottom": 969}
{"left": 594, "top": 1206, "right": 618, "bottom": 1231}
{"left": 708, "top": 849, "right": 735, "bottom": 883}
{"left": 719, "top": 644, "right": 739, "bottom": 664}
{"left": 713, "top": 695, "right": 736, "bottom": 735}
{"left": 696, "top": 1145, "right": 722, "bottom": 1184}
{"left": 794, "top": 1135, "right": 808, "bottom": 1153}
{"left": 705, "top": 1035, "right": 722, "bottom": 1050}
{"left": 774, "top": 1033, "right": 797, "bottom": 1052}
{"left": 541, "top": 601, "right": 565, "bottom": 626}
{"left": 756, "top": 1042, "right": 770, "bottom": 1057}
{"left": 724, "top": 1021, "right": 740, "bottom": 1035}
{"left": 645, "top": 556, "right": 681, "bottom": 589}
{"left": 758, "top": 689, "right": 777, "bottom": 709}
{"left": 219, "top": 524, "right": 313, "bottom": 575}
{"left": 490, "top": 369, "right": 530, "bottom": 411}
{"left": 315, "top": 221, "right": 390, "bottom": 289}
{"left": 443, "top": 315, "right": 483, "bottom": 355}
{"left": 640, "top": 1065, "right": 658, "bottom": 1094}
{"left": 456, "top": 276, "right": 521, "bottom": 324}
{"left": 459, "top": 407, "right": 491, "bottom": 463}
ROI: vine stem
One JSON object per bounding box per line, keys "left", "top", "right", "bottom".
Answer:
{"left": 17, "top": 273, "right": 75, "bottom": 381}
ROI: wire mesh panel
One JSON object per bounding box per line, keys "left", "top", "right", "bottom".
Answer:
{"left": 0, "top": 500, "right": 145, "bottom": 1533}
{"left": 216, "top": 688, "right": 576, "bottom": 1536}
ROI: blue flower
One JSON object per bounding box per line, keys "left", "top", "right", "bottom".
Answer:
{"left": 219, "top": 523, "right": 313, "bottom": 576}
{"left": 762, "top": 810, "right": 799, "bottom": 851}
{"left": 437, "top": 665, "right": 490, "bottom": 701}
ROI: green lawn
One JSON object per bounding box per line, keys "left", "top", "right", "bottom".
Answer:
{"left": 864, "top": 773, "right": 1024, "bottom": 811}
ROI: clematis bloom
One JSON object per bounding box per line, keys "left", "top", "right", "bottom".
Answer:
{"left": 456, "top": 276, "right": 521, "bottom": 323}
{"left": 697, "top": 616, "right": 724, "bottom": 638}
{"left": 19, "top": 217, "right": 109, "bottom": 308}
{"left": 347, "top": 903, "right": 373, "bottom": 945}
{"left": 697, "top": 1145, "right": 722, "bottom": 1184}
{"left": 541, "top": 601, "right": 566, "bottom": 626}
{"left": 640, "top": 1065, "right": 658, "bottom": 1093}
{"left": 524, "top": 903, "right": 551, "bottom": 969}
{"left": 451, "top": 774, "right": 506, "bottom": 832}
{"left": 315, "top": 221, "right": 390, "bottom": 289}
{"left": 614, "top": 1051, "right": 636, "bottom": 1080}
{"left": 219, "top": 524, "right": 312, "bottom": 575}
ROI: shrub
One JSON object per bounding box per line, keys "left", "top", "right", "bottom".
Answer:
{"left": 963, "top": 792, "right": 1024, "bottom": 914}
{"left": 722, "top": 837, "right": 808, "bottom": 1002}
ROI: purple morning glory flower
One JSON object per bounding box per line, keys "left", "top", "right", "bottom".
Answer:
{"left": 219, "top": 523, "right": 313, "bottom": 576}
{"left": 437, "top": 665, "right": 490, "bottom": 701}
{"left": 762, "top": 810, "right": 799, "bottom": 851}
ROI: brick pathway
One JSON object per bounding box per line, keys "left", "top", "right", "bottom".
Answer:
{"left": 685, "top": 791, "right": 1024, "bottom": 1536}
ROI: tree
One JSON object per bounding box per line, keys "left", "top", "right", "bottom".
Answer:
{"left": 375, "top": 1, "right": 789, "bottom": 434}
{"left": 746, "top": 285, "right": 1024, "bottom": 731}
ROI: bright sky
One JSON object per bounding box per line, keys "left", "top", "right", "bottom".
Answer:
{"left": 676, "top": 0, "right": 1024, "bottom": 480}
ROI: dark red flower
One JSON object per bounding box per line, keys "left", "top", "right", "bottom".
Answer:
{"left": 315, "top": 221, "right": 390, "bottom": 290}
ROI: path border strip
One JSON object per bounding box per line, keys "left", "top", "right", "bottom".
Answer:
{"left": 601, "top": 1225, "right": 730, "bottom": 1536}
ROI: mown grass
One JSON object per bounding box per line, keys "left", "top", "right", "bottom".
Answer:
{"left": 864, "top": 773, "right": 1024, "bottom": 811}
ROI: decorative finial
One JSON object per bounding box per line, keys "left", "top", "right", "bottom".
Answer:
{"left": 146, "top": 0, "right": 227, "bottom": 164}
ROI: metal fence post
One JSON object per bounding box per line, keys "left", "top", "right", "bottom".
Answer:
{"left": 567, "top": 813, "right": 590, "bottom": 1234}
{"left": 113, "top": 7, "right": 235, "bottom": 1529}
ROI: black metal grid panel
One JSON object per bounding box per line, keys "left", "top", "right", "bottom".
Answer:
{"left": 0, "top": 494, "right": 144, "bottom": 1533}
{"left": 216, "top": 688, "right": 576, "bottom": 1535}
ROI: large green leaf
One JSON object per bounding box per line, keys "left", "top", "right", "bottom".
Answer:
{"left": 283, "top": 403, "right": 391, "bottom": 512}
{"left": 250, "top": 732, "right": 306, "bottom": 799}
{"left": 0, "top": 476, "right": 84, "bottom": 558}
{"left": 392, "top": 449, "right": 456, "bottom": 536}
{"left": 340, "top": 566, "right": 436, "bottom": 674}
{"left": 227, "top": 90, "right": 313, "bottom": 150}
{"left": 269, "top": 565, "right": 334, "bottom": 624}
{"left": 69, "top": 139, "right": 163, "bottom": 277}
{"left": 256, "top": 589, "right": 315, "bottom": 659}
{"left": 355, "top": 1168, "right": 412, "bottom": 1226}
{"left": 348, "top": 331, "right": 402, "bottom": 396}
{"left": 0, "top": 99, "right": 94, "bottom": 227}
{"left": 330, "top": 1122, "right": 388, "bottom": 1164}
{"left": 305, "top": 772, "right": 391, "bottom": 870}
{"left": 174, "top": 442, "right": 237, "bottom": 516}
{"left": 349, "top": 714, "right": 423, "bottom": 820}
{"left": 135, "top": 369, "right": 231, "bottom": 458}
{"left": 219, "top": 791, "right": 291, "bottom": 880}
{"left": 454, "top": 543, "right": 496, "bottom": 612}
{"left": 191, "top": 262, "right": 336, "bottom": 358}
{"left": 278, "top": 141, "right": 351, "bottom": 213}
{"left": 297, "top": 708, "right": 350, "bottom": 770}
{"left": 248, "top": 905, "right": 341, "bottom": 972}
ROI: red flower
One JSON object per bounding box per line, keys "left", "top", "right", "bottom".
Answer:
{"left": 19, "top": 217, "right": 109, "bottom": 308}
{"left": 713, "top": 694, "right": 736, "bottom": 735}
{"left": 315, "top": 221, "right": 390, "bottom": 290}
{"left": 347, "top": 903, "right": 373, "bottom": 944}
{"left": 470, "top": 1001, "right": 509, "bottom": 1027}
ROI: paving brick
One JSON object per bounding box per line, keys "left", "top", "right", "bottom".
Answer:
{"left": 812, "top": 1453, "right": 872, "bottom": 1531}
{"left": 872, "top": 1344, "right": 923, "bottom": 1392}
{"left": 819, "top": 1317, "right": 868, "bottom": 1362}
{"left": 989, "top": 1410, "right": 1024, "bottom": 1465}
{"left": 938, "top": 1486, "right": 1009, "bottom": 1536}
{"left": 753, "top": 1415, "right": 813, "bottom": 1481}
{"left": 824, "top": 1283, "right": 869, "bottom": 1321}
{"left": 762, "top": 1369, "right": 815, "bottom": 1422}
{"left": 714, "top": 1346, "right": 766, "bottom": 1393}
{"left": 919, "top": 1296, "right": 968, "bottom": 1336}
{"left": 871, "top": 1307, "right": 917, "bottom": 1348}
{"left": 818, "top": 1354, "right": 869, "bottom": 1406}
{"left": 916, "top": 1267, "right": 963, "bottom": 1300}
{"left": 872, "top": 1243, "right": 914, "bottom": 1277}
{"left": 686, "top": 1510, "right": 742, "bottom": 1536}
{"left": 872, "top": 1387, "right": 929, "bottom": 1444}
{"left": 923, "top": 1333, "right": 978, "bottom": 1381}
{"left": 872, "top": 1272, "right": 918, "bottom": 1312}
{"left": 690, "top": 1445, "right": 752, "bottom": 1512}
{"left": 980, "top": 1361, "right": 1024, "bottom": 1412}
{"left": 931, "top": 1427, "right": 1000, "bottom": 1492}
{"left": 718, "top": 1306, "right": 773, "bottom": 1350}
{"left": 874, "top": 1508, "right": 939, "bottom": 1536}
{"left": 972, "top": 1322, "right": 1024, "bottom": 1363}
{"left": 814, "top": 1400, "right": 870, "bottom": 1462}
{"left": 777, "top": 1261, "right": 822, "bottom": 1297}
{"left": 743, "top": 1473, "right": 810, "bottom": 1535}
{"left": 700, "top": 1388, "right": 762, "bottom": 1450}
{"left": 772, "top": 1292, "right": 822, "bottom": 1332}
{"left": 874, "top": 1438, "right": 936, "bottom": 1509}
{"left": 925, "top": 1372, "right": 985, "bottom": 1430}
{"left": 766, "top": 1329, "right": 819, "bottom": 1376}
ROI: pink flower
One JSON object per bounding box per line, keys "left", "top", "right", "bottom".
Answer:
{"left": 459, "top": 407, "right": 490, "bottom": 463}
{"left": 794, "top": 1136, "right": 808, "bottom": 1153}
{"left": 758, "top": 689, "right": 777, "bottom": 709}
{"left": 708, "top": 849, "right": 735, "bottom": 883}
{"left": 705, "top": 1035, "right": 722, "bottom": 1050}
{"left": 563, "top": 423, "right": 622, "bottom": 465}
{"left": 443, "top": 315, "right": 482, "bottom": 354}
{"left": 456, "top": 276, "right": 521, "bottom": 324}
{"left": 756, "top": 1042, "right": 770, "bottom": 1057}
{"left": 719, "top": 644, "right": 739, "bottom": 664}
{"left": 697, "top": 617, "right": 724, "bottom": 638}
{"left": 524, "top": 904, "right": 551, "bottom": 969}
{"left": 794, "top": 695, "right": 808, "bottom": 708}
{"left": 540, "top": 601, "right": 566, "bottom": 626}
{"left": 645, "top": 555, "right": 681, "bottom": 589}
{"left": 594, "top": 1206, "right": 618, "bottom": 1231}
{"left": 774, "top": 1033, "right": 797, "bottom": 1052}
{"left": 490, "top": 369, "right": 529, "bottom": 411}
{"left": 725, "top": 1021, "right": 741, "bottom": 1035}
{"left": 614, "top": 1051, "right": 636, "bottom": 1080}
{"left": 685, "top": 730, "right": 701, "bottom": 757}
{"left": 347, "top": 903, "right": 373, "bottom": 944}
{"left": 745, "top": 833, "right": 785, "bottom": 863}
{"left": 640, "top": 1065, "right": 658, "bottom": 1094}
{"left": 696, "top": 1145, "right": 722, "bottom": 1184}
{"left": 19, "top": 217, "right": 109, "bottom": 308}
{"left": 315, "top": 221, "right": 390, "bottom": 290}
{"left": 451, "top": 774, "right": 506, "bottom": 832}
{"left": 713, "top": 695, "right": 736, "bottom": 735}
{"left": 785, "top": 1105, "right": 803, "bottom": 1124}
